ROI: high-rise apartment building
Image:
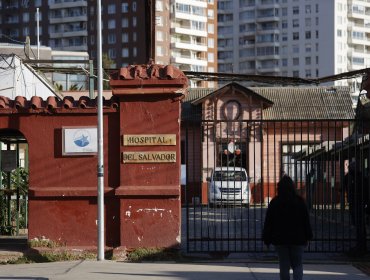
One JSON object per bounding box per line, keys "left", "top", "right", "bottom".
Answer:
{"left": 0, "top": 0, "right": 154, "bottom": 68}
{"left": 154, "top": 0, "right": 217, "bottom": 87}
{"left": 0, "top": 0, "right": 216, "bottom": 88}
{"left": 218, "top": 0, "right": 370, "bottom": 103}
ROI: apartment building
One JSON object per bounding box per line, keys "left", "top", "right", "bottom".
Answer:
{"left": 0, "top": 0, "right": 154, "bottom": 68}
{"left": 0, "top": 0, "right": 216, "bottom": 84}
{"left": 154, "top": 0, "right": 217, "bottom": 87}
{"left": 218, "top": 0, "right": 370, "bottom": 104}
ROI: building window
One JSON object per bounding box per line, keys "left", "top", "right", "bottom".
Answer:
{"left": 282, "top": 20, "right": 288, "bottom": 29}
{"left": 122, "top": 3, "right": 128, "bottom": 13}
{"left": 305, "top": 18, "right": 311, "bottom": 27}
{"left": 293, "top": 70, "right": 299, "bottom": 77}
{"left": 108, "top": 4, "right": 116, "bottom": 14}
{"left": 90, "top": 35, "right": 95, "bottom": 45}
{"left": 23, "top": 27, "right": 29, "bottom": 36}
{"left": 305, "top": 56, "right": 311, "bottom": 65}
{"left": 133, "top": 32, "right": 137, "bottom": 42}
{"left": 208, "top": 23, "right": 214, "bottom": 34}
{"left": 208, "top": 53, "right": 214, "bottom": 62}
{"left": 293, "top": 45, "right": 299, "bottom": 53}
{"left": 282, "top": 58, "right": 288, "bottom": 66}
{"left": 337, "top": 29, "right": 342, "bottom": 37}
{"left": 122, "top": 48, "right": 129, "bottom": 57}
{"left": 305, "top": 5, "right": 311, "bottom": 14}
{"left": 293, "top": 32, "right": 299, "bottom": 40}
{"left": 108, "top": 19, "right": 116, "bottom": 29}
{"left": 305, "top": 43, "right": 311, "bottom": 52}
{"left": 122, "top": 18, "right": 129, "bottom": 28}
{"left": 156, "top": 1, "right": 163, "bottom": 11}
{"left": 108, "top": 33, "right": 116, "bottom": 44}
{"left": 156, "top": 46, "right": 163, "bottom": 56}
{"left": 316, "top": 30, "right": 319, "bottom": 38}
{"left": 132, "top": 2, "right": 137, "bottom": 12}
{"left": 292, "top": 19, "right": 299, "bottom": 27}
{"left": 132, "top": 17, "right": 137, "bottom": 27}
{"left": 122, "top": 33, "right": 128, "bottom": 43}
{"left": 133, "top": 47, "right": 137, "bottom": 57}
{"left": 156, "top": 16, "right": 163, "bottom": 26}
{"left": 293, "top": 57, "right": 299, "bottom": 65}
{"left": 23, "top": 13, "right": 29, "bottom": 23}
{"left": 353, "top": 57, "right": 364, "bottom": 65}
{"left": 282, "top": 8, "right": 287, "bottom": 16}
{"left": 108, "top": 49, "right": 116, "bottom": 59}
{"left": 293, "top": 6, "right": 299, "bottom": 14}
{"left": 156, "top": 31, "right": 163, "bottom": 41}
{"left": 208, "top": 9, "right": 214, "bottom": 19}
{"left": 208, "top": 38, "right": 214, "bottom": 48}
{"left": 305, "top": 31, "right": 311, "bottom": 39}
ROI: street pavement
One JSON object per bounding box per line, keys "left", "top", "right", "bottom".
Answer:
{"left": 0, "top": 259, "right": 369, "bottom": 280}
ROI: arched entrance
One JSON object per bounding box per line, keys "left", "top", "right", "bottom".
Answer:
{"left": 0, "top": 129, "right": 28, "bottom": 239}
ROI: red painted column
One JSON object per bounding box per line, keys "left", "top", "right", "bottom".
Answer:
{"left": 110, "top": 64, "right": 188, "bottom": 249}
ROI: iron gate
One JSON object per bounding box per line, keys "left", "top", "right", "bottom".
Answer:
{"left": 182, "top": 119, "right": 370, "bottom": 254}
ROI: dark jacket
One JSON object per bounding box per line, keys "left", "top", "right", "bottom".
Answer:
{"left": 262, "top": 195, "right": 313, "bottom": 246}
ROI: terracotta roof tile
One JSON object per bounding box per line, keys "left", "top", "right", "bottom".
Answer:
{"left": 0, "top": 95, "right": 119, "bottom": 114}
{"left": 110, "top": 64, "right": 188, "bottom": 95}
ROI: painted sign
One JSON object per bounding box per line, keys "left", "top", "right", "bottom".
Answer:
{"left": 123, "top": 134, "right": 176, "bottom": 146}
{"left": 122, "top": 151, "right": 176, "bottom": 163}
{"left": 62, "top": 127, "right": 98, "bottom": 155}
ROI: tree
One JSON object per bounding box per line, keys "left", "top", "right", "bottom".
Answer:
{"left": 102, "top": 53, "right": 114, "bottom": 90}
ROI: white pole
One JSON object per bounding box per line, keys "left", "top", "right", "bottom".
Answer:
{"left": 96, "top": 0, "right": 105, "bottom": 261}
{"left": 36, "top": 8, "right": 40, "bottom": 61}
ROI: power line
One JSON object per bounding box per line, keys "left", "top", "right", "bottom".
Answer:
{"left": 0, "top": 34, "right": 25, "bottom": 45}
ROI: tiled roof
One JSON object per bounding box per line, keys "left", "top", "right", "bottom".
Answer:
{"left": 0, "top": 95, "right": 118, "bottom": 114}
{"left": 110, "top": 64, "right": 188, "bottom": 95}
{"left": 184, "top": 84, "right": 355, "bottom": 120}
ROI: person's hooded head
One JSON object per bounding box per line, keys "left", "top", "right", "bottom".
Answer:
{"left": 277, "top": 175, "right": 296, "bottom": 199}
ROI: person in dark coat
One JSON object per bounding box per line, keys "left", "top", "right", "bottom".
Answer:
{"left": 263, "top": 175, "right": 313, "bottom": 280}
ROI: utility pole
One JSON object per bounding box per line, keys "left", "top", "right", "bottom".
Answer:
{"left": 96, "top": 0, "right": 105, "bottom": 261}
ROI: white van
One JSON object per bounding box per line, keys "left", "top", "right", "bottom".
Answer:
{"left": 207, "top": 167, "right": 250, "bottom": 207}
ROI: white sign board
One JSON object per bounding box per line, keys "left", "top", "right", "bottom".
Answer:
{"left": 62, "top": 127, "right": 97, "bottom": 155}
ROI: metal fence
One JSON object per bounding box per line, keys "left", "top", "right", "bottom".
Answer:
{"left": 182, "top": 119, "right": 370, "bottom": 253}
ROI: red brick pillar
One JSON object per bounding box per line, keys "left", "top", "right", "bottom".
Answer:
{"left": 110, "top": 64, "right": 188, "bottom": 249}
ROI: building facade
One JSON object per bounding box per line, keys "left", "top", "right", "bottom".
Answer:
{"left": 217, "top": 0, "right": 370, "bottom": 104}
{"left": 154, "top": 0, "right": 218, "bottom": 87}
{"left": 0, "top": 0, "right": 217, "bottom": 87}
{"left": 0, "top": 0, "right": 154, "bottom": 68}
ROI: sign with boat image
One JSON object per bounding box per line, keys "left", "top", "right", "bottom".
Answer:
{"left": 62, "top": 126, "right": 98, "bottom": 155}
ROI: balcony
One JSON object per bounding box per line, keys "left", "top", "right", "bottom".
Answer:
{"left": 50, "top": 15, "right": 87, "bottom": 24}
{"left": 174, "top": 11, "right": 207, "bottom": 23}
{"left": 50, "top": 29, "right": 88, "bottom": 39}
{"left": 174, "top": 0, "right": 207, "bottom": 8}
{"left": 171, "top": 41, "right": 207, "bottom": 52}
{"left": 171, "top": 55, "right": 207, "bottom": 67}
{"left": 171, "top": 27, "right": 207, "bottom": 37}
{"left": 256, "top": 15, "right": 279, "bottom": 22}
{"left": 59, "top": 45, "right": 88, "bottom": 52}
{"left": 49, "top": 0, "right": 87, "bottom": 9}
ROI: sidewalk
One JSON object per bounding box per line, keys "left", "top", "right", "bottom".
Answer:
{"left": 0, "top": 259, "right": 369, "bottom": 280}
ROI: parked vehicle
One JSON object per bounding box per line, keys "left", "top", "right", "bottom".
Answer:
{"left": 207, "top": 167, "right": 250, "bottom": 207}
